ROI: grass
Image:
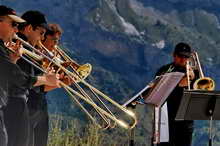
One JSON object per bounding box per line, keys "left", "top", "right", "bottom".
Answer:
{"left": 48, "top": 117, "right": 103, "bottom": 146}
{"left": 48, "top": 105, "right": 153, "bottom": 146}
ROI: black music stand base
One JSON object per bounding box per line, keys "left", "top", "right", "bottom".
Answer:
{"left": 208, "top": 110, "right": 215, "bottom": 146}
{"left": 209, "top": 118, "right": 213, "bottom": 146}
{"left": 207, "top": 94, "right": 216, "bottom": 146}
{"left": 208, "top": 112, "right": 214, "bottom": 146}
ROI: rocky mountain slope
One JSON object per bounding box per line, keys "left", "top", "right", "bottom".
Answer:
{"left": 2, "top": 0, "right": 220, "bottom": 145}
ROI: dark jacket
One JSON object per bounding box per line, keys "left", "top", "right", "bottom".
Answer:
{"left": 16, "top": 33, "right": 47, "bottom": 110}
{"left": 0, "top": 39, "right": 37, "bottom": 106}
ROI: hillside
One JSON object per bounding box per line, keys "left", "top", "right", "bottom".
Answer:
{"left": 1, "top": 0, "right": 220, "bottom": 145}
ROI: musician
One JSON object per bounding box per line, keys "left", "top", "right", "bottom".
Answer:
{"left": 0, "top": 5, "right": 60, "bottom": 146}
{"left": 0, "top": 5, "right": 23, "bottom": 146}
{"left": 154, "top": 42, "right": 199, "bottom": 146}
{"left": 21, "top": 23, "right": 62, "bottom": 146}
{"left": 14, "top": 10, "right": 55, "bottom": 146}
{"left": 32, "top": 23, "right": 64, "bottom": 146}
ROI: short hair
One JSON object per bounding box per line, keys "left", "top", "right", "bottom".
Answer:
{"left": 45, "top": 23, "right": 63, "bottom": 37}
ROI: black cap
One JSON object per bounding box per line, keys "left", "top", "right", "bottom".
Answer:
{"left": 0, "top": 5, "right": 25, "bottom": 23}
{"left": 174, "top": 42, "right": 191, "bottom": 58}
{"left": 21, "top": 10, "right": 48, "bottom": 29}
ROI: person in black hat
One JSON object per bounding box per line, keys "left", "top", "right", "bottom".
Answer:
{"left": 152, "top": 42, "right": 199, "bottom": 146}
{"left": 16, "top": 10, "right": 57, "bottom": 146}
{"left": 0, "top": 5, "right": 26, "bottom": 146}
{"left": 0, "top": 5, "right": 60, "bottom": 146}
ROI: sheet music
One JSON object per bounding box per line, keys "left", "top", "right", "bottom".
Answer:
{"left": 145, "top": 72, "right": 185, "bottom": 106}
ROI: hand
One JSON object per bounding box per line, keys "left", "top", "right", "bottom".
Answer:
{"left": 45, "top": 73, "right": 61, "bottom": 87}
{"left": 178, "top": 77, "right": 189, "bottom": 87}
{"left": 5, "top": 41, "right": 23, "bottom": 63}
{"left": 188, "top": 66, "right": 195, "bottom": 80}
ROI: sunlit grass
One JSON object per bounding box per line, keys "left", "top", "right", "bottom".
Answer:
{"left": 48, "top": 116, "right": 104, "bottom": 146}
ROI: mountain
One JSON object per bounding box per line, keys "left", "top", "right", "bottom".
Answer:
{"left": 1, "top": 0, "right": 220, "bottom": 145}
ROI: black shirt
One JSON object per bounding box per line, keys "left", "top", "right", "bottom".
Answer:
{"left": 16, "top": 33, "right": 47, "bottom": 109}
{"left": 0, "top": 39, "right": 11, "bottom": 106}
{"left": 155, "top": 63, "right": 197, "bottom": 146}
{"left": 155, "top": 63, "right": 198, "bottom": 122}
{"left": 0, "top": 39, "right": 37, "bottom": 106}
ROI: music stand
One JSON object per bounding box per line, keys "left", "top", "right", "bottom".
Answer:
{"left": 123, "top": 72, "right": 185, "bottom": 107}
{"left": 123, "top": 72, "right": 185, "bottom": 146}
{"left": 176, "top": 90, "right": 220, "bottom": 146}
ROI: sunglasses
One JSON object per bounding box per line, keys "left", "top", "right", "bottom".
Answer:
{"left": 0, "top": 19, "right": 19, "bottom": 28}
{"left": 11, "top": 21, "right": 19, "bottom": 28}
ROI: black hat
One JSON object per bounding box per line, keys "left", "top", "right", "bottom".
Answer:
{"left": 0, "top": 5, "right": 25, "bottom": 23}
{"left": 21, "top": 10, "right": 49, "bottom": 29}
{"left": 174, "top": 42, "right": 191, "bottom": 58}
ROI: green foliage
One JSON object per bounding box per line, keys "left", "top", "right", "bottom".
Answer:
{"left": 48, "top": 116, "right": 103, "bottom": 146}
{"left": 48, "top": 104, "right": 153, "bottom": 146}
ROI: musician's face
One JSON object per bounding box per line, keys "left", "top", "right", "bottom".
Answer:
{"left": 27, "top": 26, "right": 46, "bottom": 46}
{"left": 43, "top": 33, "right": 60, "bottom": 50}
{"left": 0, "top": 16, "right": 18, "bottom": 42}
{"left": 173, "top": 54, "right": 189, "bottom": 67}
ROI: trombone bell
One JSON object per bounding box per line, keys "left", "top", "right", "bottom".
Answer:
{"left": 188, "top": 51, "right": 215, "bottom": 91}
{"left": 75, "top": 63, "right": 92, "bottom": 82}
{"left": 193, "top": 77, "right": 215, "bottom": 91}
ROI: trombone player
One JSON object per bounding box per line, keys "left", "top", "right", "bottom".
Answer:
{"left": 153, "top": 42, "right": 199, "bottom": 146}
{"left": 0, "top": 5, "right": 60, "bottom": 146}
{"left": 15, "top": 11, "right": 63, "bottom": 146}
{"left": 30, "top": 23, "right": 65, "bottom": 146}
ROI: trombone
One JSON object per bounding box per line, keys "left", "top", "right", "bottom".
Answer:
{"left": 38, "top": 42, "right": 118, "bottom": 129}
{"left": 186, "top": 51, "right": 215, "bottom": 91}
{"left": 37, "top": 41, "right": 92, "bottom": 83}
{"left": 13, "top": 34, "right": 137, "bottom": 129}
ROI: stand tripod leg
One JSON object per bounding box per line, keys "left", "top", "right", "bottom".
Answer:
{"left": 129, "top": 128, "right": 135, "bottom": 146}
{"left": 206, "top": 96, "right": 216, "bottom": 146}
{"left": 127, "top": 106, "right": 136, "bottom": 146}
{"left": 209, "top": 116, "right": 213, "bottom": 146}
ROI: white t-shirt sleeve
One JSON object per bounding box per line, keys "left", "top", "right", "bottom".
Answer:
{"left": 159, "top": 102, "right": 169, "bottom": 142}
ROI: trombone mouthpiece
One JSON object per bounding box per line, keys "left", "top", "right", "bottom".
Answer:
{"left": 14, "top": 34, "right": 18, "bottom": 39}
